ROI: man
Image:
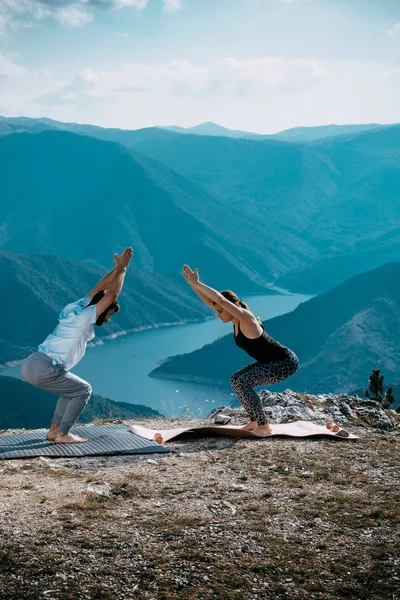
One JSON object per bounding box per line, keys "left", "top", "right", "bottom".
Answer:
{"left": 21, "top": 247, "right": 133, "bottom": 444}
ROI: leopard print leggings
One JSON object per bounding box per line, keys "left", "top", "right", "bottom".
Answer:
{"left": 230, "top": 353, "right": 299, "bottom": 426}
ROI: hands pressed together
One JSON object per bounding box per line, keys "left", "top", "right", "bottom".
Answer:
{"left": 114, "top": 247, "right": 133, "bottom": 270}
{"left": 182, "top": 264, "right": 200, "bottom": 287}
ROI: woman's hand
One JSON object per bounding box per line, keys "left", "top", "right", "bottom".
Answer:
{"left": 182, "top": 264, "right": 199, "bottom": 287}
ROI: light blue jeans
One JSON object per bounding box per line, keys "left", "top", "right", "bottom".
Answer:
{"left": 21, "top": 352, "right": 92, "bottom": 434}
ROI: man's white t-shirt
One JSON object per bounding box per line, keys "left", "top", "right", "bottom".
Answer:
{"left": 38, "top": 297, "right": 97, "bottom": 371}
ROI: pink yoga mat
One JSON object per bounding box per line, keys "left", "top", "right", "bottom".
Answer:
{"left": 130, "top": 420, "right": 358, "bottom": 443}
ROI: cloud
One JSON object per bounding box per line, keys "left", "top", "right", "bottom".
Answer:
{"left": 54, "top": 6, "right": 93, "bottom": 26}
{"left": 111, "top": 0, "right": 149, "bottom": 7}
{"left": 37, "top": 0, "right": 148, "bottom": 8}
{"left": 32, "top": 56, "right": 329, "bottom": 107}
{"left": 0, "top": 15, "right": 10, "bottom": 34}
{"left": 0, "top": 52, "right": 26, "bottom": 76}
{"left": 163, "top": 0, "right": 182, "bottom": 11}
{"left": 2, "top": 56, "right": 400, "bottom": 135}
{"left": 0, "top": 0, "right": 151, "bottom": 34}
{"left": 376, "top": 66, "right": 400, "bottom": 80}
{"left": 247, "top": 0, "right": 315, "bottom": 3}
{"left": 386, "top": 22, "right": 400, "bottom": 36}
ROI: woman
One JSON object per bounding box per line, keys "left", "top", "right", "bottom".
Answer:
{"left": 182, "top": 265, "right": 299, "bottom": 436}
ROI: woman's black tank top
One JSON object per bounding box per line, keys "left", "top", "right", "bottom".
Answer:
{"left": 234, "top": 323, "right": 290, "bottom": 363}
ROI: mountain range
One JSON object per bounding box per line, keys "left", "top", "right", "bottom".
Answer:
{"left": 150, "top": 263, "right": 400, "bottom": 395}
{"left": 0, "top": 115, "right": 387, "bottom": 144}
{"left": 126, "top": 123, "right": 400, "bottom": 285}
{"left": 2, "top": 116, "right": 400, "bottom": 290}
{"left": 1, "top": 115, "right": 400, "bottom": 400}
{"left": 277, "top": 228, "right": 400, "bottom": 294}
{"left": 0, "top": 129, "right": 295, "bottom": 288}
{"left": 161, "top": 121, "right": 386, "bottom": 143}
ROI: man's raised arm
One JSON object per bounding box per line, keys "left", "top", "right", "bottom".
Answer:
{"left": 90, "top": 248, "right": 133, "bottom": 316}
{"left": 87, "top": 254, "right": 121, "bottom": 300}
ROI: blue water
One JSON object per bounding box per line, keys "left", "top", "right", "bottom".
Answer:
{"left": 3, "top": 291, "right": 311, "bottom": 417}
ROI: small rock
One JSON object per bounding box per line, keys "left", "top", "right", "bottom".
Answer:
{"left": 208, "top": 406, "right": 232, "bottom": 418}
{"left": 221, "top": 500, "right": 237, "bottom": 515}
{"left": 338, "top": 402, "right": 356, "bottom": 419}
{"left": 376, "top": 415, "right": 393, "bottom": 431}
{"left": 214, "top": 414, "right": 232, "bottom": 425}
{"left": 86, "top": 481, "right": 111, "bottom": 497}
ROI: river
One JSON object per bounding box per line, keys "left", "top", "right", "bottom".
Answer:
{"left": 3, "top": 290, "right": 311, "bottom": 417}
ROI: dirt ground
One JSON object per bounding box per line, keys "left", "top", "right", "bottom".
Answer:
{"left": 0, "top": 417, "right": 399, "bottom": 600}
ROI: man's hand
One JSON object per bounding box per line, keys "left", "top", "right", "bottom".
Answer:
{"left": 182, "top": 264, "right": 199, "bottom": 287}
{"left": 114, "top": 247, "right": 133, "bottom": 270}
{"left": 88, "top": 248, "right": 133, "bottom": 301}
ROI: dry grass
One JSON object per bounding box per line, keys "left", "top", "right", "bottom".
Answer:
{"left": 0, "top": 419, "right": 399, "bottom": 600}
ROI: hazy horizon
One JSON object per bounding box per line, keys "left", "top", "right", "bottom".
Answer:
{"left": 2, "top": 115, "right": 398, "bottom": 137}
{"left": 1, "top": 0, "right": 400, "bottom": 133}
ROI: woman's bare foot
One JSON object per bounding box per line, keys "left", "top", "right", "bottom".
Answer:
{"left": 241, "top": 421, "right": 258, "bottom": 431}
{"left": 252, "top": 424, "right": 273, "bottom": 437}
{"left": 53, "top": 432, "right": 88, "bottom": 444}
{"left": 46, "top": 424, "right": 60, "bottom": 441}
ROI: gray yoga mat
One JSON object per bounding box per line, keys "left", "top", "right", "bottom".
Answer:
{"left": 0, "top": 424, "right": 169, "bottom": 459}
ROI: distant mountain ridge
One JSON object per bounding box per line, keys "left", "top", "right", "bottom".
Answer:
{"left": 161, "top": 121, "right": 386, "bottom": 143}
{"left": 0, "top": 115, "right": 387, "bottom": 144}
{"left": 0, "top": 115, "right": 178, "bottom": 147}
{"left": 277, "top": 228, "right": 400, "bottom": 294}
{"left": 2, "top": 118, "right": 400, "bottom": 278}
{"left": 2, "top": 116, "right": 400, "bottom": 303}
{"left": 0, "top": 129, "right": 314, "bottom": 285}
{"left": 150, "top": 263, "right": 400, "bottom": 395}
{"left": 122, "top": 122, "right": 400, "bottom": 275}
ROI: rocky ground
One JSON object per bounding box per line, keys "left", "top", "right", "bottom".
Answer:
{"left": 0, "top": 392, "right": 399, "bottom": 600}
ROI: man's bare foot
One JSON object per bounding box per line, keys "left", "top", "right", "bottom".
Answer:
{"left": 53, "top": 432, "right": 88, "bottom": 444}
{"left": 252, "top": 424, "right": 273, "bottom": 437}
{"left": 241, "top": 421, "right": 258, "bottom": 431}
{"left": 46, "top": 424, "right": 60, "bottom": 441}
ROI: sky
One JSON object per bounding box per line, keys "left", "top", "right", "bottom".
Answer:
{"left": 1, "top": 0, "right": 400, "bottom": 133}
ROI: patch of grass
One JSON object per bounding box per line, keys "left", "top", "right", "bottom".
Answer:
{"left": 82, "top": 586, "right": 119, "bottom": 600}
{"left": 73, "top": 538, "right": 97, "bottom": 549}
{"left": 63, "top": 495, "right": 109, "bottom": 512}
{"left": 159, "top": 486, "right": 188, "bottom": 495}
{"left": 110, "top": 482, "right": 135, "bottom": 498}
{"left": 39, "top": 469, "right": 78, "bottom": 478}
{"left": 151, "top": 515, "right": 212, "bottom": 539}
{"left": 125, "top": 472, "right": 145, "bottom": 481}
{"left": 261, "top": 491, "right": 273, "bottom": 499}
{"left": 297, "top": 393, "right": 317, "bottom": 410}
